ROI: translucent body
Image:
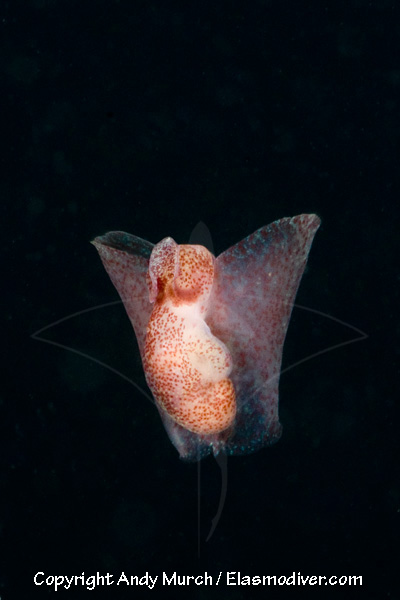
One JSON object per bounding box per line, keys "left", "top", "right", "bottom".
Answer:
{"left": 93, "top": 214, "right": 320, "bottom": 460}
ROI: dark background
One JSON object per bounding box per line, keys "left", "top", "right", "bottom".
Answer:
{"left": 2, "top": 0, "right": 398, "bottom": 598}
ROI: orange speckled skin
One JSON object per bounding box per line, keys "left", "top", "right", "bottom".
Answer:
{"left": 93, "top": 214, "right": 320, "bottom": 461}
{"left": 143, "top": 238, "right": 236, "bottom": 435}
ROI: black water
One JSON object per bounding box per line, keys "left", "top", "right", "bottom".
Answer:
{"left": 3, "top": 1, "right": 398, "bottom": 598}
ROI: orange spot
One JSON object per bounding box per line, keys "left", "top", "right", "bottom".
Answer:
{"left": 144, "top": 242, "right": 236, "bottom": 435}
